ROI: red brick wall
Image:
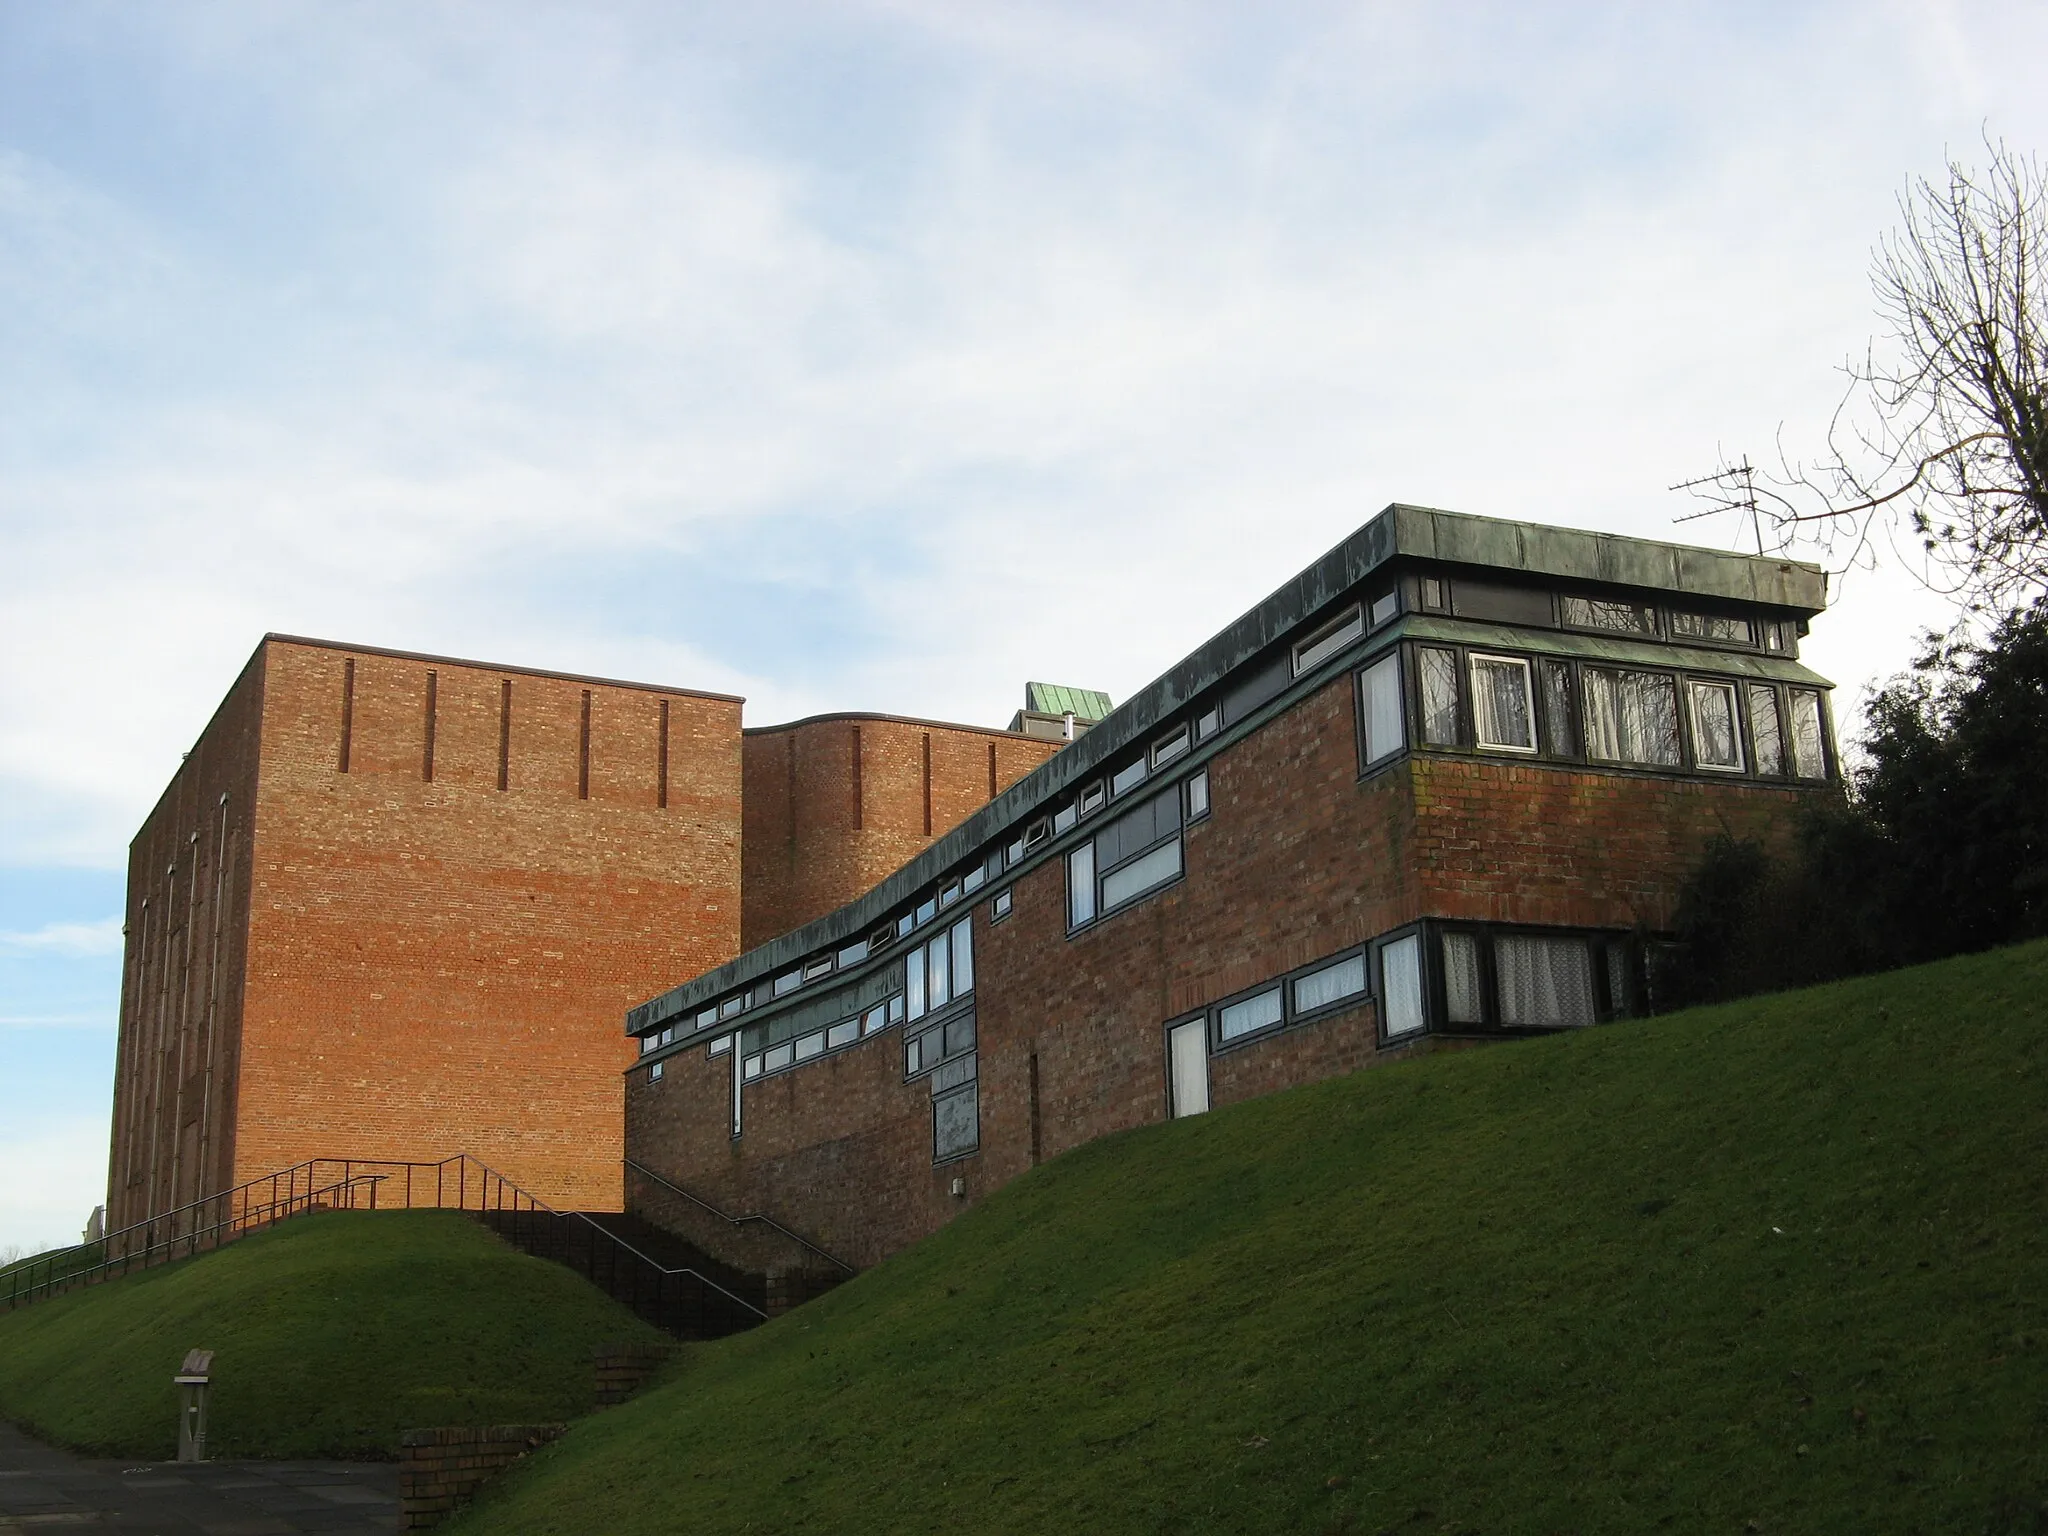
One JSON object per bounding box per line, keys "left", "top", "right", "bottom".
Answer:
{"left": 630, "top": 671, "right": 1826, "bottom": 1268}
{"left": 740, "top": 716, "right": 1057, "bottom": 949}
{"left": 107, "top": 652, "right": 266, "bottom": 1232}
{"left": 222, "top": 639, "right": 743, "bottom": 1211}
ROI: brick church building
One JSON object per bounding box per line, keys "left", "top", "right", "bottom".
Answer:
{"left": 108, "top": 504, "right": 1835, "bottom": 1271}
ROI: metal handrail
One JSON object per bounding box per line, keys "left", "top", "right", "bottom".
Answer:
{"left": 4, "top": 1174, "right": 386, "bottom": 1311}
{"left": 623, "top": 1157, "right": 854, "bottom": 1275}
{"left": 446, "top": 1153, "right": 769, "bottom": 1321}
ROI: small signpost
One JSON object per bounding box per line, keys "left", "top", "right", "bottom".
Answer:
{"left": 175, "top": 1348, "right": 213, "bottom": 1463}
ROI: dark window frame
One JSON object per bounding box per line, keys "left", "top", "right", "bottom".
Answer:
{"left": 1426, "top": 921, "right": 1636, "bottom": 1034}
{"left": 1204, "top": 941, "right": 1378, "bottom": 1056}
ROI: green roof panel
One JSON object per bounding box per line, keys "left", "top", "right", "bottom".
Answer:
{"left": 1025, "top": 682, "right": 1113, "bottom": 720}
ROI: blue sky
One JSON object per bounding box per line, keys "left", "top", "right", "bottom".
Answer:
{"left": 4, "top": 0, "right": 2044, "bottom": 1254}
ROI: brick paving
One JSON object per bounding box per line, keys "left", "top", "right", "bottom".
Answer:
{"left": 0, "top": 1420, "right": 397, "bottom": 1533}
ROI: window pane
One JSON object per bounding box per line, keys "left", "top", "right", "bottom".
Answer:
{"left": 1293, "top": 954, "right": 1366, "bottom": 1014}
{"left": 1381, "top": 935, "right": 1425, "bottom": 1037}
{"left": 1052, "top": 803, "right": 1078, "bottom": 834}
{"left": 1688, "top": 681, "right": 1744, "bottom": 770}
{"left": 1747, "top": 685, "right": 1784, "bottom": 775}
{"left": 1419, "top": 648, "right": 1460, "bottom": 746}
{"left": 827, "top": 1019, "right": 858, "bottom": 1050}
{"left": 1495, "top": 935, "right": 1597, "bottom": 1027}
{"left": 1186, "top": 769, "right": 1210, "bottom": 820}
{"left": 1671, "top": 611, "right": 1753, "bottom": 644}
{"left": 1561, "top": 595, "right": 1656, "bottom": 634}
{"left": 1195, "top": 705, "right": 1221, "bottom": 741}
{"left": 927, "top": 937, "right": 950, "bottom": 1010}
{"left": 950, "top": 917, "right": 973, "bottom": 996}
{"left": 773, "top": 970, "right": 801, "bottom": 997}
{"left": 944, "top": 1012, "right": 976, "bottom": 1056}
{"left": 1582, "top": 668, "right": 1680, "bottom": 766}
{"left": 837, "top": 939, "right": 870, "bottom": 968}
{"left": 1218, "top": 987, "right": 1284, "bottom": 1042}
{"left": 905, "top": 949, "right": 926, "bottom": 1020}
{"left": 1067, "top": 843, "right": 1096, "bottom": 927}
{"left": 1469, "top": 655, "right": 1536, "bottom": 751}
{"left": 1295, "top": 607, "right": 1364, "bottom": 674}
{"left": 1789, "top": 689, "right": 1827, "bottom": 778}
{"left": 1101, "top": 837, "right": 1182, "bottom": 910}
{"left": 933, "top": 1084, "right": 979, "bottom": 1160}
{"left": 1360, "top": 654, "right": 1404, "bottom": 765}
{"left": 905, "top": 1035, "right": 923, "bottom": 1075}
{"left": 1110, "top": 759, "right": 1148, "bottom": 796}
{"left": 1605, "top": 943, "right": 1631, "bottom": 1018}
{"left": 765, "top": 1042, "right": 794, "bottom": 1071}
{"left": 1541, "top": 661, "right": 1577, "bottom": 756}
{"left": 1151, "top": 726, "right": 1190, "bottom": 766}
{"left": 743, "top": 1055, "right": 762, "bottom": 1080}
{"left": 1370, "top": 590, "right": 1400, "bottom": 627}
{"left": 795, "top": 1031, "right": 825, "bottom": 1061}
{"left": 862, "top": 1004, "right": 888, "bottom": 1035}
{"left": 1443, "top": 932, "right": 1484, "bottom": 1025}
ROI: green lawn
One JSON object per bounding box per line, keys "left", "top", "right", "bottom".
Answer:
{"left": 0, "top": 1209, "right": 667, "bottom": 1459}
{"left": 449, "top": 940, "right": 2048, "bottom": 1535}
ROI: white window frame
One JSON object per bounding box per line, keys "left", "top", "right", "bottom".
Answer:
{"left": 1685, "top": 679, "right": 1746, "bottom": 772}
{"left": 1467, "top": 652, "right": 1538, "bottom": 754}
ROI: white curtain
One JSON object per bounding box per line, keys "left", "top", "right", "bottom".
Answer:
{"left": 1582, "top": 669, "right": 1680, "bottom": 766}
{"left": 1469, "top": 656, "right": 1534, "bottom": 750}
{"left": 1419, "top": 648, "right": 1460, "bottom": 746}
{"left": 1689, "top": 682, "right": 1742, "bottom": 769}
{"left": 1496, "top": 935, "right": 1596, "bottom": 1027}
{"left": 1442, "top": 932, "right": 1484, "bottom": 1024}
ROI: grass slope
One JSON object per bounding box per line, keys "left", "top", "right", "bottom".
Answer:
{"left": 0, "top": 1209, "right": 667, "bottom": 1459}
{"left": 453, "top": 941, "right": 2048, "bottom": 1535}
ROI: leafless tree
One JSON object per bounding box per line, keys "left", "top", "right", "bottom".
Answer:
{"left": 1679, "top": 138, "right": 2047, "bottom": 616}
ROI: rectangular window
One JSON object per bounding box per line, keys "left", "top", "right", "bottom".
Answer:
{"left": 1067, "top": 843, "right": 1096, "bottom": 928}
{"left": 837, "top": 939, "right": 870, "bottom": 968}
{"left": 1110, "top": 758, "right": 1148, "bottom": 797}
{"left": 1369, "top": 589, "right": 1400, "bottom": 628}
{"left": 1581, "top": 668, "right": 1681, "bottom": 767}
{"left": 1168, "top": 1018, "right": 1209, "bottom": 1117}
{"left": 1294, "top": 606, "right": 1364, "bottom": 675}
{"left": 719, "top": 996, "right": 743, "bottom": 1020}
{"left": 1052, "top": 802, "right": 1078, "bottom": 835}
{"left": 649, "top": 1060, "right": 664, "bottom": 1082}
{"left": 708, "top": 1035, "right": 732, "bottom": 1056}
{"left": 862, "top": 1004, "right": 889, "bottom": 1035}
{"left": 1495, "top": 934, "right": 1597, "bottom": 1027}
{"left": 1151, "top": 725, "right": 1191, "bottom": 767}
{"left": 1217, "top": 986, "right": 1283, "bottom": 1043}
{"left": 804, "top": 955, "right": 833, "bottom": 979}
{"left": 764, "top": 1042, "right": 794, "bottom": 1072}
{"left": 795, "top": 1031, "right": 826, "bottom": 1062}
{"left": 1747, "top": 685, "right": 1784, "bottom": 775}
{"left": 933, "top": 1083, "right": 979, "bottom": 1160}
{"left": 744, "top": 1055, "right": 763, "bottom": 1080}
{"left": 1443, "top": 932, "right": 1484, "bottom": 1025}
{"left": 1561, "top": 595, "right": 1656, "bottom": 635}
{"left": 1670, "top": 611, "right": 1754, "bottom": 645}
{"left": 697, "top": 1005, "right": 718, "bottom": 1028}
{"left": 991, "top": 888, "right": 1013, "bottom": 922}
{"left": 1101, "top": 838, "right": 1182, "bottom": 910}
{"left": 943, "top": 1011, "right": 976, "bottom": 1056}
{"left": 1605, "top": 944, "right": 1633, "bottom": 1018}
{"left": 772, "top": 970, "right": 801, "bottom": 997}
{"left": 1788, "top": 689, "right": 1828, "bottom": 779}
{"left": 1194, "top": 704, "right": 1222, "bottom": 741}
{"left": 906, "top": 951, "right": 927, "bottom": 1021}
{"left": 1687, "top": 680, "right": 1744, "bottom": 771}
{"left": 927, "top": 934, "right": 950, "bottom": 1011}
{"left": 1469, "top": 654, "right": 1537, "bottom": 752}
{"left": 915, "top": 895, "right": 938, "bottom": 926}
{"left": 963, "top": 865, "right": 985, "bottom": 895}
{"left": 1185, "top": 768, "right": 1210, "bottom": 821}
{"left": 1419, "top": 647, "right": 1460, "bottom": 746}
{"left": 1540, "top": 660, "right": 1577, "bottom": 757}
{"left": 827, "top": 1019, "right": 859, "bottom": 1050}
{"left": 1419, "top": 576, "right": 1448, "bottom": 613}
{"left": 1381, "top": 934, "right": 1425, "bottom": 1038}
{"left": 1292, "top": 953, "right": 1367, "bottom": 1015}
{"left": 888, "top": 994, "right": 906, "bottom": 1023}
{"left": 939, "top": 879, "right": 961, "bottom": 909}
{"left": 906, "top": 1033, "right": 926, "bottom": 1075}
{"left": 950, "top": 917, "right": 973, "bottom": 996}
{"left": 1359, "top": 653, "right": 1404, "bottom": 766}
{"left": 1079, "top": 782, "right": 1106, "bottom": 816}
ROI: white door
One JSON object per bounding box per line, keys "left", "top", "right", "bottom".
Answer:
{"left": 1168, "top": 1019, "right": 1209, "bottom": 1118}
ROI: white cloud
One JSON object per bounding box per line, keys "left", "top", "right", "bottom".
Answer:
{"left": 0, "top": 917, "right": 123, "bottom": 957}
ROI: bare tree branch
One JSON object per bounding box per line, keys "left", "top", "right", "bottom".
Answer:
{"left": 1678, "top": 134, "right": 2048, "bottom": 618}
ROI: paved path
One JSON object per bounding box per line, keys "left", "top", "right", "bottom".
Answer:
{"left": 0, "top": 1420, "right": 399, "bottom": 1533}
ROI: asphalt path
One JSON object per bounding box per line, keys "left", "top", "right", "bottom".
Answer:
{"left": 0, "top": 1420, "right": 398, "bottom": 1533}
